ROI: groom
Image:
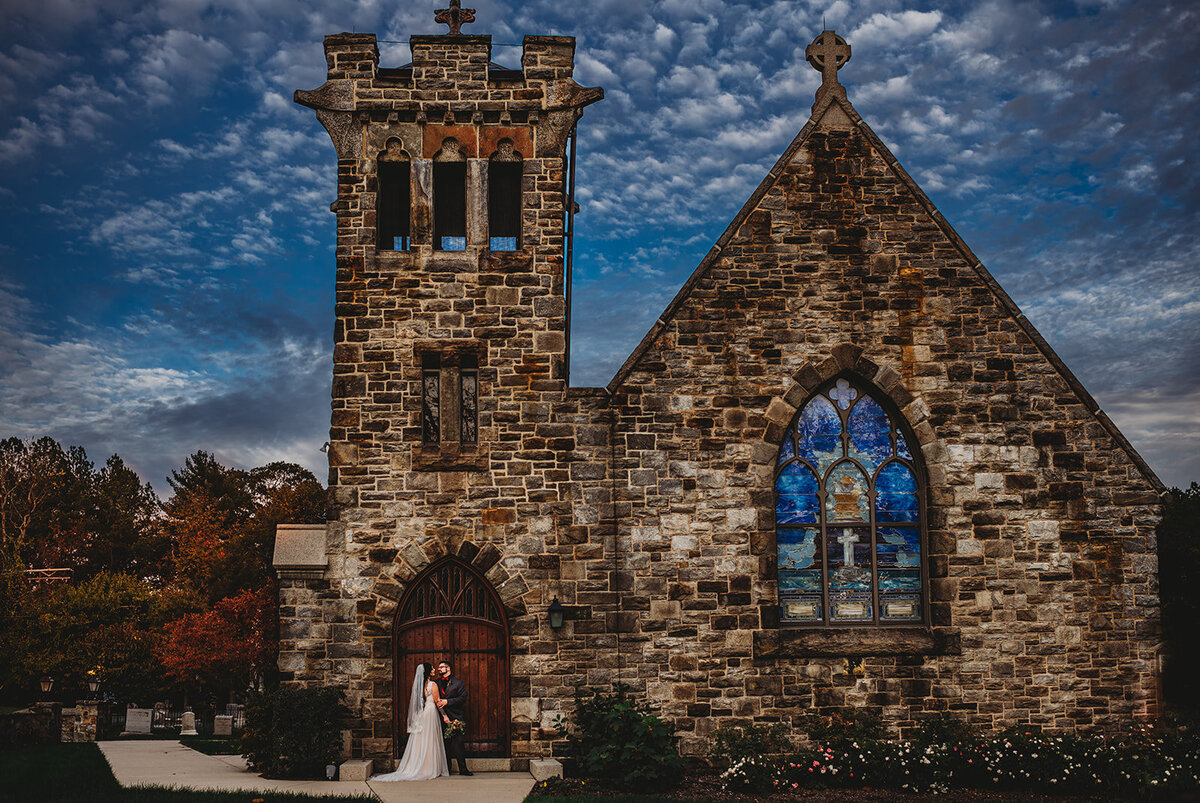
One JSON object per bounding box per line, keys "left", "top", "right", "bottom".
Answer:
{"left": 435, "top": 659, "right": 472, "bottom": 776}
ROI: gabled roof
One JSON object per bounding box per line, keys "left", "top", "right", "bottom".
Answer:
{"left": 603, "top": 92, "right": 1165, "bottom": 493}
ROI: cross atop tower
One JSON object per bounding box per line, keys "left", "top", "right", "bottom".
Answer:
{"left": 806, "top": 30, "right": 851, "bottom": 104}
{"left": 435, "top": 0, "right": 476, "bottom": 35}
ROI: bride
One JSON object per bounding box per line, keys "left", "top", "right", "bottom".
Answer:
{"left": 373, "top": 662, "right": 449, "bottom": 781}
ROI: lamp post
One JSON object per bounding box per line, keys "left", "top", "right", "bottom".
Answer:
{"left": 39, "top": 675, "right": 54, "bottom": 700}
{"left": 87, "top": 678, "right": 100, "bottom": 696}
{"left": 547, "top": 597, "right": 565, "bottom": 630}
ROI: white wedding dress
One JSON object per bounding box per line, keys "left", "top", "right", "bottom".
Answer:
{"left": 374, "top": 679, "right": 449, "bottom": 781}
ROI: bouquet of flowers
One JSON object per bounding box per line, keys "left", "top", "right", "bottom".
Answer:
{"left": 444, "top": 719, "right": 466, "bottom": 739}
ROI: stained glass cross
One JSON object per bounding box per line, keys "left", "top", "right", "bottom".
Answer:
{"left": 435, "top": 0, "right": 476, "bottom": 35}
{"left": 837, "top": 529, "right": 859, "bottom": 566}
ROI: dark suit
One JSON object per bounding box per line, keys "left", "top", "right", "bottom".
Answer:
{"left": 438, "top": 675, "right": 469, "bottom": 773}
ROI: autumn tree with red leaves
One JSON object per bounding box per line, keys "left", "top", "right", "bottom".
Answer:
{"left": 160, "top": 588, "right": 277, "bottom": 693}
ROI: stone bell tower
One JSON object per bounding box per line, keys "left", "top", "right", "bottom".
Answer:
{"left": 281, "top": 3, "right": 604, "bottom": 766}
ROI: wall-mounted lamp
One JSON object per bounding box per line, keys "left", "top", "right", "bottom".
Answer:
{"left": 547, "top": 597, "right": 565, "bottom": 630}
{"left": 39, "top": 676, "right": 54, "bottom": 694}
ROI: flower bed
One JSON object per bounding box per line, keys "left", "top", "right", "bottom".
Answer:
{"left": 719, "top": 722, "right": 1200, "bottom": 798}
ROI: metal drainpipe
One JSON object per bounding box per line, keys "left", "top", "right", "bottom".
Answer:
{"left": 563, "top": 119, "right": 578, "bottom": 386}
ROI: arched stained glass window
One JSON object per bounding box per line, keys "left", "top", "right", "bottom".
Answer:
{"left": 776, "top": 377, "right": 925, "bottom": 626}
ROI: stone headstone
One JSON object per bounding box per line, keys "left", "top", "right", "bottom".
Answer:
{"left": 180, "top": 710, "right": 198, "bottom": 736}
{"left": 123, "top": 707, "right": 152, "bottom": 735}
{"left": 213, "top": 715, "right": 233, "bottom": 736}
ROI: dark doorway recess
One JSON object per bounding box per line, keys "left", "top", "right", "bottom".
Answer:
{"left": 393, "top": 557, "right": 510, "bottom": 757}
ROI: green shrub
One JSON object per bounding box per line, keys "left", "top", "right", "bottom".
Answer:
{"left": 800, "top": 709, "right": 884, "bottom": 748}
{"left": 241, "top": 686, "right": 347, "bottom": 779}
{"left": 558, "top": 685, "right": 685, "bottom": 792}
{"left": 912, "top": 712, "right": 976, "bottom": 747}
{"left": 711, "top": 722, "right": 790, "bottom": 768}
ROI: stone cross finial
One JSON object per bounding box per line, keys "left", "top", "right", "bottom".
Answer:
{"left": 806, "top": 30, "right": 851, "bottom": 102}
{"left": 435, "top": 0, "right": 476, "bottom": 35}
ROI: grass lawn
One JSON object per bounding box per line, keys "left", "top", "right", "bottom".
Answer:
{"left": 0, "top": 743, "right": 373, "bottom": 803}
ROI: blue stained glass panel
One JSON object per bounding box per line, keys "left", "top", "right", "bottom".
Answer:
{"left": 878, "top": 569, "right": 922, "bottom": 591}
{"left": 825, "top": 462, "right": 869, "bottom": 522}
{"left": 490, "top": 236, "right": 517, "bottom": 251}
{"left": 779, "top": 569, "right": 823, "bottom": 592}
{"left": 876, "top": 526, "right": 921, "bottom": 569}
{"left": 875, "top": 462, "right": 918, "bottom": 523}
{"left": 897, "top": 431, "right": 913, "bottom": 461}
{"left": 775, "top": 463, "right": 820, "bottom": 524}
{"left": 778, "top": 527, "right": 819, "bottom": 569}
{"left": 777, "top": 435, "right": 795, "bottom": 466}
{"left": 848, "top": 396, "right": 893, "bottom": 473}
{"left": 440, "top": 236, "right": 466, "bottom": 251}
{"left": 795, "top": 395, "right": 842, "bottom": 475}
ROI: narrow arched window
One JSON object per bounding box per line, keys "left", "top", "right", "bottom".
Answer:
{"left": 776, "top": 377, "right": 925, "bottom": 625}
{"left": 433, "top": 138, "right": 466, "bottom": 251}
{"left": 377, "top": 139, "right": 410, "bottom": 251}
{"left": 488, "top": 139, "right": 522, "bottom": 251}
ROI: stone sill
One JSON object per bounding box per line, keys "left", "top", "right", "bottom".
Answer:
{"left": 412, "top": 444, "right": 489, "bottom": 471}
{"left": 754, "top": 626, "right": 961, "bottom": 658}
{"left": 374, "top": 248, "right": 533, "bottom": 270}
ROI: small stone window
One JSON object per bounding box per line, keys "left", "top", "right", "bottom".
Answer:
{"left": 775, "top": 377, "right": 927, "bottom": 626}
{"left": 488, "top": 139, "right": 522, "bottom": 251}
{"left": 433, "top": 138, "right": 467, "bottom": 251}
{"left": 416, "top": 345, "right": 483, "bottom": 458}
{"left": 377, "top": 140, "right": 411, "bottom": 252}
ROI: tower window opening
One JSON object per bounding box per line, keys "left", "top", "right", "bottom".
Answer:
{"left": 459, "top": 353, "right": 478, "bottom": 443}
{"left": 377, "top": 145, "right": 411, "bottom": 251}
{"left": 488, "top": 141, "right": 522, "bottom": 251}
{"left": 422, "top": 353, "right": 441, "bottom": 444}
{"left": 433, "top": 139, "right": 467, "bottom": 251}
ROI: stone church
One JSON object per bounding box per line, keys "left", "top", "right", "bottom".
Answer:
{"left": 273, "top": 7, "right": 1164, "bottom": 770}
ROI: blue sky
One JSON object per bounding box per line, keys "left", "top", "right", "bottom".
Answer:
{"left": 1, "top": 0, "right": 1196, "bottom": 491}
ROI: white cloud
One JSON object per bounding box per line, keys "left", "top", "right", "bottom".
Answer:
{"left": 850, "top": 10, "right": 943, "bottom": 48}
{"left": 131, "top": 29, "right": 233, "bottom": 105}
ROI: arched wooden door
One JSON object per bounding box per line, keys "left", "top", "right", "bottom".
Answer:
{"left": 394, "top": 557, "right": 510, "bottom": 757}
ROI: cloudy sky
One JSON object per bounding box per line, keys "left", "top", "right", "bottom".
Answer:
{"left": 0, "top": 0, "right": 1196, "bottom": 492}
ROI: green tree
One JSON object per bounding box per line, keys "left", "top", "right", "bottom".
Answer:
{"left": 16, "top": 572, "right": 167, "bottom": 702}
{"left": 1159, "top": 483, "right": 1200, "bottom": 719}
{"left": 86, "top": 455, "right": 165, "bottom": 582}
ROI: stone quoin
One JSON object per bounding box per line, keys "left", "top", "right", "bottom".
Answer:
{"left": 276, "top": 8, "right": 1163, "bottom": 769}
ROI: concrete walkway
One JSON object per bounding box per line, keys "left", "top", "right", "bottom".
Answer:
{"left": 97, "top": 740, "right": 536, "bottom": 802}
